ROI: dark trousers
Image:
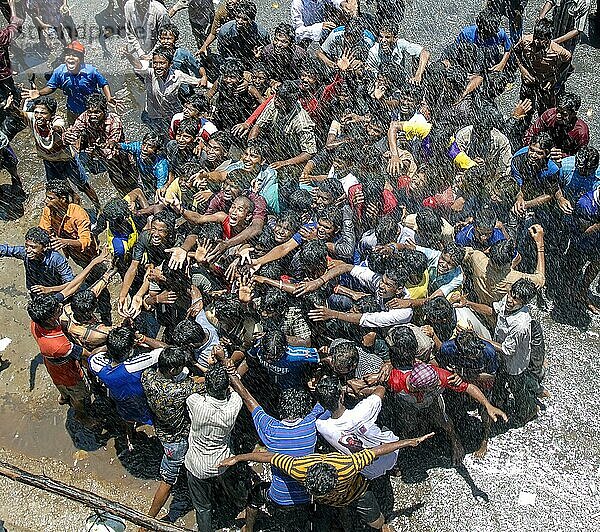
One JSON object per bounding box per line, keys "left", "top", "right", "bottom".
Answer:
{"left": 492, "top": 370, "right": 538, "bottom": 424}
{"left": 187, "top": 465, "right": 248, "bottom": 531}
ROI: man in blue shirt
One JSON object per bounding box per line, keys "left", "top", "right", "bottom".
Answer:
{"left": 157, "top": 23, "right": 200, "bottom": 77}
{"left": 23, "top": 41, "right": 117, "bottom": 123}
{"left": 227, "top": 363, "right": 323, "bottom": 532}
{"left": 559, "top": 146, "right": 600, "bottom": 205}
{"left": 0, "top": 227, "right": 74, "bottom": 292}
{"left": 456, "top": 9, "right": 512, "bottom": 71}
{"left": 455, "top": 207, "right": 507, "bottom": 250}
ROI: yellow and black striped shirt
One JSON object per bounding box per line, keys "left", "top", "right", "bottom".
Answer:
{"left": 270, "top": 450, "right": 376, "bottom": 507}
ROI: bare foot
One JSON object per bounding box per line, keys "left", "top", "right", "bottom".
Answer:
{"left": 587, "top": 302, "right": 600, "bottom": 314}
{"left": 538, "top": 388, "right": 551, "bottom": 399}
{"left": 473, "top": 441, "right": 488, "bottom": 459}
{"left": 58, "top": 395, "right": 69, "bottom": 405}
{"left": 382, "top": 523, "right": 395, "bottom": 532}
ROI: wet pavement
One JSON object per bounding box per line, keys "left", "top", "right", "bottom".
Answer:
{"left": 0, "top": 1, "right": 600, "bottom": 531}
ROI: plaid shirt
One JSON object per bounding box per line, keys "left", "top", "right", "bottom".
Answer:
{"left": 64, "top": 111, "right": 124, "bottom": 160}
{"left": 282, "top": 306, "right": 312, "bottom": 341}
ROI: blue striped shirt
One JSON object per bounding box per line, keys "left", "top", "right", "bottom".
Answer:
{"left": 252, "top": 403, "right": 324, "bottom": 506}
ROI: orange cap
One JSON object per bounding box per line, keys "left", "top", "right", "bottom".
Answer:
{"left": 65, "top": 40, "right": 85, "bottom": 56}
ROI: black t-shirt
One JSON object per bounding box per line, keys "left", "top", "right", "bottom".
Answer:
{"left": 131, "top": 230, "right": 173, "bottom": 266}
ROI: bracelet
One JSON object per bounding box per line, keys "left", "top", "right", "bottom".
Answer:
{"left": 318, "top": 276, "right": 326, "bottom": 286}
{"left": 279, "top": 280, "right": 283, "bottom": 290}
{"left": 537, "top": 248, "right": 545, "bottom": 252}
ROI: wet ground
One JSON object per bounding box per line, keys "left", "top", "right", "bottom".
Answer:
{"left": 1, "top": 1, "right": 600, "bottom": 531}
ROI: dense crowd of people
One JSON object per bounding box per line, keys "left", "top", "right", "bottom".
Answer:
{"left": 0, "top": 0, "right": 599, "bottom": 530}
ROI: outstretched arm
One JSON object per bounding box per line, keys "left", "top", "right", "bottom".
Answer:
{"left": 371, "top": 432, "right": 435, "bottom": 458}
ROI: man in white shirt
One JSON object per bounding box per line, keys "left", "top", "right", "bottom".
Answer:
{"left": 185, "top": 363, "right": 246, "bottom": 531}
{"left": 290, "top": 0, "right": 342, "bottom": 44}
{"left": 124, "top": 0, "right": 170, "bottom": 58}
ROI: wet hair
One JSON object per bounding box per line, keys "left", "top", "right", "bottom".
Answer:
{"left": 103, "top": 198, "right": 131, "bottom": 222}
{"left": 186, "top": 93, "right": 209, "bottom": 113}
{"left": 383, "top": 263, "right": 408, "bottom": 289}
{"left": 33, "top": 96, "right": 58, "bottom": 114}
{"left": 142, "top": 131, "right": 165, "bottom": 151}
{"left": 442, "top": 241, "right": 465, "bottom": 266}
{"left": 228, "top": 168, "right": 254, "bottom": 191}
{"left": 345, "top": 18, "right": 366, "bottom": 40}
{"left": 533, "top": 18, "right": 553, "bottom": 41}
{"left": 299, "top": 57, "right": 326, "bottom": 82}
{"left": 106, "top": 326, "right": 136, "bottom": 363}
{"left": 557, "top": 92, "right": 581, "bottom": 113}
{"left": 261, "top": 287, "right": 289, "bottom": 313}
{"left": 354, "top": 295, "right": 381, "bottom": 314}
{"left": 416, "top": 209, "right": 443, "bottom": 242}
{"left": 422, "top": 296, "right": 455, "bottom": 325}
{"left": 276, "top": 80, "right": 301, "bottom": 105}
{"left": 236, "top": 0, "right": 257, "bottom": 20}
{"left": 279, "top": 388, "right": 313, "bottom": 419}
{"left": 379, "top": 19, "right": 399, "bottom": 36}
{"left": 305, "top": 462, "right": 338, "bottom": 497}
{"left": 177, "top": 117, "right": 199, "bottom": 137}
{"left": 367, "top": 250, "right": 390, "bottom": 276}
{"left": 454, "top": 331, "right": 486, "bottom": 362}
{"left": 171, "top": 318, "right": 208, "bottom": 347}
{"left": 375, "top": 217, "right": 398, "bottom": 245}
{"left": 25, "top": 227, "right": 51, "bottom": 247}
{"left": 85, "top": 93, "right": 108, "bottom": 113}
{"left": 315, "top": 373, "right": 342, "bottom": 412}
{"left": 70, "top": 290, "right": 97, "bottom": 323}
{"left": 387, "top": 326, "right": 418, "bottom": 368}
{"left": 214, "top": 294, "right": 245, "bottom": 323}
{"left": 46, "top": 180, "right": 75, "bottom": 203}
{"left": 575, "top": 146, "right": 600, "bottom": 173}
{"left": 153, "top": 209, "right": 177, "bottom": 233}
{"left": 158, "top": 346, "right": 188, "bottom": 374}
{"left": 152, "top": 45, "right": 174, "bottom": 63}
{"left": 319, "top": 206, "right": 343, "bottom": 232}
{"left": 399, "top": 249, "right": 428, "bottom": 280}
{"left": 317, "top": 178, "right": 344, "bottom": 200}
{"left": 510, "top": 278, "right": 538, "bottom": 304}
{"left": 262, "top": 329, "right": 287, "bottom": 363}
{"left": 474, "top": 207, "right": 498, "bottom": 232}
{"left": 27, "top": 294, "right": 61, "bottom": 326}
{"left": 220, "top": 58, "right": 244, "bottom": 78}
{"left": 297, "top": 240, "right": 328, "bottom": 275}
{"left": 159, "top": 22, "right": 180, "bottom": 40}
{"left": 330, "top": 341, "right": 359, "bottom": 375}
{"left": 488, "top": 239, "right": 516, "bottom": 267}
{"left": 246, "top": 137, "right": 269, "bottom": 159}
{"left": 210, "top": 130, "right": 233, "bottom": 153}
{"left": 251, "top": 62, "right": 269, "bottom": 76}
{"left": 274, "top": 22, "right": 295, "bottom": 42}
{"left": 529, "top": 132, "right": 554, "bottom": 152}
{"left": 276, "top": 210, "right": 301, "bottom": 233}
{"left": 289, "top": 188, "right": 313, "bottom": 215}
{"left": 196, "top": 222, "right": 224, "bottom": 241}
{"left": 475, "top": 9, "right": 500, "bottom": 35}
{"left": 205, "top": 363, "right": 229, "bottom": 400}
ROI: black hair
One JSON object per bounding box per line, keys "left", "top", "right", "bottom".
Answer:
{"left": 274, "top": 22, "right": 295, "bottom": 42}
{"left": 153, "top": 209, "right": 177, "bottom": 233}
{"left": 317, "top": 178, "right": 344, "bottom": 200}
{"left": 475, "top": 9, "right": 500, "bottom": 36}
{"left": 220, "top": 57, "right": 244, "bottom": 78}
{"left": 210, "top": 130, "right": 233, "bottom": 153}
{"left": 383, "top": 264, "right": 408, "bottom": 289}
{"left": 261, "top": 287, "right": 290, "bottom": 313}
{"left": 46, "top": 180, "right": 75, "bottom": 203}
{"left": 299, "top": 57, "right": 326, "bottom": 83}
{"left": 246, "top": 137, "right": 269, "bottom": 159}
{"left": 214, "top": 294, "right": 245, "bottom": 323}
{"left": 533, "top": 18, "right": 554, "bottom": 41}
{"left": 186, "top": 93, "right": 209, "bottom": 113}
{"left": 416, "top": 209, "right": 443, "bottom": 242}
{"left": 85, "top": 93, "right": 108, "bottom": 113}
{"left": 288, "top": 189, "right": 313, "bottom": 215}
{"left": 276, "top": 210, "right": 301, "bottom": 233}
{"left": 375, "top": 217, "right": 398, "bottom": 245}
{"left": 25, "top": 227, "right": 51, "bottom": 247}
{"left": 305, "top": 462, "right": 338, "bottom": 497}
{"left": 354, "top": 295, "right": 381, "bottom": 314}
{"left": 315, "top": 373, "right": 342, "bottom": 412}
{"left": 71, "top": 290, "right": 97, "bottom": 324}
{"left": 103, "top": 198, "right": 131, "bottom": 222}
{"left": 205, "top": 363, "right": 229, "bottom": 400}
{"left": 33, "top": 96, "right": 58, "bottom": 114}
{"left": 332, "top": 143, "right": 358, "bottom": 165}
{"left": 387, "top": 326, "right": 418, "bottom": 368}
{"left": 158, "top": 22, "right": 180, "bottom": 40}
{"left": 398, "top": 249, "right": 428, "bottom": 279}
{"left": 158, "top": 346, "right": 188, "bottom": 374}
{"left": 529, "top": 132, "right": 554, "bottom": 152}
{"left": 279, "top": 388, "right": 313, "bottom": 419}
{"left": 177, "top": 117, "right": 199, "bottom": 137}
{"left": 236, "top": 0, "right": 257, "bottom": 20}
{"left": 152, "top": 45, "right": 174, "bottom": 63}
{"left": 442, "top": 241, "right": 466, "bottom": 266}
{"left": 378, "top": 19, "right": 399, "bottom": 36}
{"left": 367, "top": 251, "right": 390, "bottom": 276}
{"left": 474, "top": 207, "right": 498, "bottom": 232}
{"left": 27, "top": 294, "right": 61, "bottom": 326}
{"left": 510, "top": 278, "right": 538, "bottom": 304}
{"left": 196, "top": 222, "right": 224, "bottom": 241}
{"left": 575, "top": 146, "right": 600, "bottom": 173}
{"left": 142, "top": 131, "right": 165, "bottom": 150}
{"left": 262, "top": 329, "right": 287, "bottom": 363}
{"left": 171, "top": 318, "right": 208, "bottom": 347}
{"left": 297, "top": 240, "right": 328, "bottom": 276}
{"left": 557, "top": 92, "right": 581, "bottom": 113}
{"left": 422, "top": 296, "right": 457, "bottom": 338}
{"left": 251, "top": 61, "right": 269, "bottom": 75}
{"left": 330, "top": 340, "right": 359, "bottom": 375}
{"left": 455, "top": 331, "right": 486, "bottom": 361}
{"left": 276, "top": 80, "right": 301, "bottom": 105}
{"left": 106, "top": 326, "right": 136, "bottom": 363}
{"left": 488, "top": 239, "right": 515, "bottom": 267}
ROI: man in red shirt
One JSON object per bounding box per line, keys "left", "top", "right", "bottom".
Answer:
{"left": 386, "top": 362, "right": 507, "bottom": 464}
{"left": 523, "top": 92, "right": 589, "bottom": 161}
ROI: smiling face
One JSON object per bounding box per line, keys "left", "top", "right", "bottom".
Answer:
{"left": 527, "top": 142, "right": 549, "bottom": 166}
{"left": 141, "top": 141, "right": 158, "bottom": 160}
{"left": 240, "top": 147, "right": 262, "bottom": 171}
{"left": 437, "top": 252, "right": 456, "bottom": 275}
{"left": 152, "top": 55, "right": 171, "bottom": 78}
{"left": 205, "top": 139, "right": 225, "bottom": 163}
{"left": 159, "top": 31, "right": 177, "bottom": 48}
{"left": 176, "top": 130, "right": 196, "bottom": 151}
{"left": 273, "top": 220, "right": 294, "bottom": 243}
{"left": 317, "top": 218, "right": 336, "bottom": 241}
{"left": 314, "top": 190, "right": 334, "bottom": 214}
{"left": 150, "top": 220, "right": 170, "bottom": 246}
{"left": 378, "top": 29, "right": 397, "bottom": 52}
{"left": 64, "top": 52, "right": 82, "bottom": 73}
{"left": 377, "top": 274, "right": 400, "bottom": 300}
{"left": 273, "top": 32, "right": 292, "bottom": 55}
{"left": 25, "top": 240, "right": 46, "bottom": 261}
{"left": 222, "top": 179, "right": 242, "bottom": 202}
